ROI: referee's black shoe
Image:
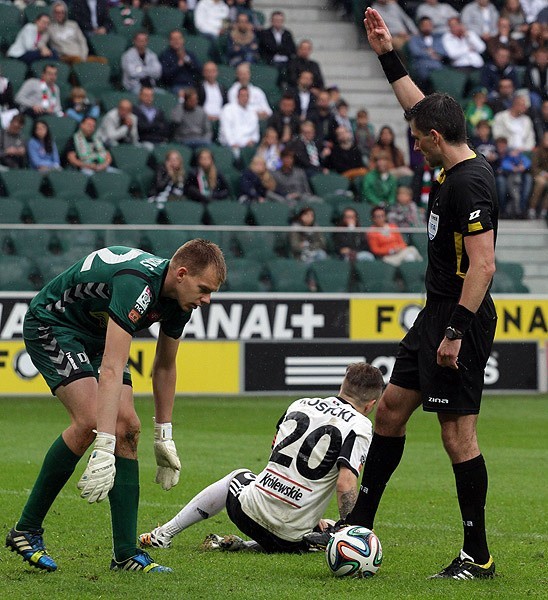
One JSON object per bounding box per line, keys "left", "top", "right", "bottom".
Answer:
{"left": 430, "top": 550, "right": 495, "bottom": 580}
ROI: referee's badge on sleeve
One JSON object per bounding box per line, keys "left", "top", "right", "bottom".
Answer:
{"left": 428, "top": 212, "right": 439, "bottom": 240}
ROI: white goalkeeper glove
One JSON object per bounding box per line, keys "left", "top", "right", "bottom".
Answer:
{"left": 154, "top": 420, "right": 181, "bottom": 491}
{"left": 77, "top": 432, "right": 116, "bottom": 503}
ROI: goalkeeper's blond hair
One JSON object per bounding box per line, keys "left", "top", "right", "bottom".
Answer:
{"left": 171, "top": 239, "right": 227, "bottom": 285}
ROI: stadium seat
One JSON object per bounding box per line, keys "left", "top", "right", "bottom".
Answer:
{"left": 30, "top": 59, "right": 71, "bottom": 85}
{"left": 89, "top": 171, "right": 132, "bottom": 200}
{"left": 144, "top": 230, "right": 192, "bottom": 257}
{"left": 354, "top": 260, "right": 399, "bottom": 293}
{"left": 307, "top": 202, "right": 335, "bottom": 227}
{"left": 250, "top": 64, "right": 279, "bottom": 90}
{"left": 71, "top": 199, "right": 117, "bottom": 224}
{"left": 429, "top": 68, "right": 468, "bottom": 105}
{"left": 103, "top": 229, "right": 145, "bottom": 249}
{"left": 55, "top": 229, "right": 100, "bottom": 253}
{"left": 110, "top": 7, "right": 145, "bottom": 40}
{"left": 216, "top": 64, "right": 236, "bottom": 89}
{"left": 39, "top": 115, "right": 78, "bottom": 155}
{"left": 265, "top": 258, "right": 311, "bottom": 292}
{"left": 72, "top": 62, "right": 112, "bottom": 95}
{"left": 310, "top": 173, "right": 351, "bottom": 199}
{"left": 0, "top": 59, "right": 27, "bottom": 95}
{"left": 224, "top": 258, "right": 264, "bottom": 292}
{"left": 184, "top": 34, "right": 213, "bottom": 64}
{"left": 35, "top": 253, "right": 79, "bottom": 282}
{"left": 206, "top": 201, "right": 249, "bottom": 225}
{"left": 10, "top": 229, "right": 56, "bottom": 259}
{"left": 23, "top": 4, "right": 47, "bottom": 24}
{"left": 116, "top": 199, "right": 159, "bottom": 224}
{"left": 0, "top": 170, "right": 45, "bottom": 199}
{"left": 0, "top": 198, "right": 24, "bottom": 224}
{"left": 146, "top": 6, "right": 185, "bottom": 35}
{"left": 99, "top": 90, "right": 139, "bottom": 113}
{"left": 398, "top": 261, "right": 426, "bottom": 293}
{"left": 309, "top": 258, "right": 352, "bottom": 292}
{"left": 208, "top": 145, "right": 237, "bottom": 172}
{"left": 162, "top": 201, "right": 204, "bottom": 225}
{"left": 153, "top": 92, "right": 178, "bottom": 118}
{"left": 0, "top": 255, "right": 39, "bottom": 291}
{"left": 25, "top": 198, "right": 70, "bottom": 224}
{"left": 109, "top": 145, "right": 154, "bottom": 195}
{"left": 239, "top": 145, "right": 258, "bottom": 169}
{"left": 233, "top": 230, "right": 279, "bottom": 262}
{"left": 409, "top": 233, "right": 428, "bottom": 259}
{"left": 89, "top": 34, "right": 128, "bottom": 80}
{"left": 0, "top": 4, "right": 23, "bottom": 48}
{"left": 491, "top": 261, "right": 529, "bottom": 293}
{"left": 146, "top": 33, "right": 169, "bottom": 56}
{"left": 249, "top": 202, "right": 291, "bottom": 226}
{"left": 152, "top": 143, "right": 194, "bottom": 168}
{"left": 47, "top": 170, "right": 89, "bottom": 200}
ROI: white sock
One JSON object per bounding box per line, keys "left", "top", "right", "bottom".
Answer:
{"left": 162, "top": 470, "right": 243, "bottom": 538}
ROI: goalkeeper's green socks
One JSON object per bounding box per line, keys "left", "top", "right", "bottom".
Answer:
{"left": 17, "top": 435, "right": 81, "bottom": 531}
{"left": 109, "top": 457, "right": 139, "bottom": 562}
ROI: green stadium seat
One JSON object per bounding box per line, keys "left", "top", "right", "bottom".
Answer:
{"left": 429, "top": 68, "right": 468, "bottom": 105}
{"left": 71, "top": 199, "right": 117, "bottom": 224}
{"left": 232, "top": 230, "right": 280, "bottom": 262}
{"left": 162, "top": 201, "right": 204, "bottom": 225}
{"left": 39, "top": 115, "right": 78, "bottom": 155}
{"left": 208, "top": 145, "right": 237, "bottom": 171}
{"left": 10, "top": 229, "right": 56, "bottom": 259}
{"left": 491, "top": 261, "right": 529, "bottom": 293}
{"left": 89, "top": 171, "right": 132, "bottom": 200}
{"left": 146, "top": 34, "right": 168, "bottom": 56}
{"left": 72, "top": 62, "right": 112, "bottom": 94}
{"left": 224, "top": 258, "right": 264, "bottom": 292}
{"left": 305, "top": 202, "right": 335, "bottom": 227}
{"left": 184, "top": 34, "right": 213, "bottom": 64}
{"left": 110, "top": 145, "right": 154, "bottom": 195}
{"left": 0, "top": 4, "right": 23, "bottom": 48}
{"left": 0, "top": 170, "right": 45, "bottom": 199}
{"left": 250, "top": 64, "right": 279, "bottom": 90}
{"left": 144, "top": 230, "right": 192, "bottom": 257}
{"left": 102, "top": 229, "right": 144, "bottom": 249}
{"left": 265, "top": 258, "right": 311, "bottom": 292}
{"left": 110, "top": 7, "right": 145, "bottom": 40}
{"left": 398, "top": 261, "right": 427, "bottom": 293}
{"left": 0, "top": 255, "right": 39, "bottom": 291}
{"left": 216, "top": 64, "right": 235, "bottom": 88}
{"left": 89, "top": 34, "right": 128, "bottom": 79}
{"left": 206, "top": 201, "right": 249, "bottom": 225}
{"left": 354, "top": 260, "right": 399, "bottom": 293}
{"left": 310, "top": 173, "right": 351, "bottom": 198}
{"left": 99, "top": 90, "right": 139, "bottom": 113}
{"left": 35, "top": 253, "right": 79, "bottom": 282}
{"left": 116, "top": 198, "right": 159, "bottom": 224}
{"left": 55, "top": 229, "right": 100, "bottom": 253}
{"left": 147, "top": 6, "right": 185, "bottom": 36}
{"left": 30, "top": 59, "right": 71, "bottom": 84}
{"left": 23, "top": 5, "right": 47, "bottom": 24}
{"left": 249, "top": 202, "right": 291, "bottom": 226}
{"left": 47, "top": 170, "right": 89, "bottom": 200}
{"left": 239, "top": 145, "right": 258, "bottom": 169}
{"left": 309, "top": 258, "right": 352, "bottom": 292}
{"left": 409, "top": 233, "right": 428, "bottom": 259}
{"left": 153, "top": 92, "right": 178, "bottom": 118}
{"left": 25, "top": 198, "right": 70, "bottom": 224}
{"left": 0, "top": 59, "right": 27, "bottom": 95}
{"left": 0, "top": 199, "right": 24, "bottom": 223}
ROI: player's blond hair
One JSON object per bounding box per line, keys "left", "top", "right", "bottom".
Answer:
{"left": 171, "top": 239, "right": 227, "bottom": 284}
{"left": 340, "top": 362, "right": 384, "bottom": 405}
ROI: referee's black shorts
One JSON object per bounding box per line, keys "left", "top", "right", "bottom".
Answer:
{"left": 390, "top": 294, "right": 497, "bottom": 414}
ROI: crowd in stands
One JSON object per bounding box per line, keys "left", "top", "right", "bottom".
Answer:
{"left": 0, "top": 0, "right": 546, "bottom": 292}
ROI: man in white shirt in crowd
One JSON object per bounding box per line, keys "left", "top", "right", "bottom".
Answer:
{"left": 442, "top": 16, "right": 486, "bottom": 70}
{"left": 227, "top": 62, "right": 272, "bottom": 120}
{"left": 219, "top": 86, "right": 259, "bottom": 156}
{"left": 194, "top": 0, "right": 229, "bottom": 39}
{"left": 97, "top": 99, "right": 139, "bottom": 147}
{"left": 197, "top": 61, "right": 227, "bottom": 121}
{"left": 121, "top": 32, "right": 162, "bottom": 95}
{"left": 492, "top": 94, "right": 536, "bottom": 152}
{"left": 461, "top": 0, "right": 500, "bottom": 42}
{"left": 415, "top": 0, "right": 459, "bottom": 35}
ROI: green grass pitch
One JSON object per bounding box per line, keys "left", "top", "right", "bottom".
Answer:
{"left": 1, "top": 394, "right": 546, "bottom": 599}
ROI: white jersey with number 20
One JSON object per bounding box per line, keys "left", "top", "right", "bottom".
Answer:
{"left": 238, "top": 396, "right": 373, "bottom": 542}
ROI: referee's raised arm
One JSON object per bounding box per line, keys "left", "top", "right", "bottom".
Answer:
{"left": 363, "top": 8, "right": 424, "bottom": 112}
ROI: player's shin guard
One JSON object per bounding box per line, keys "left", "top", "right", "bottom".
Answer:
{"left": 453, "top": 454, "right": 490, "bottom": 565}
{"left": 18, "top": 435, "right": 81, "bottom": 531}
{"left": 346, "top": 433, "right": 406, "bottom": 528}
{"left": 109, "top": 457, "right": 139, "bottom": 562}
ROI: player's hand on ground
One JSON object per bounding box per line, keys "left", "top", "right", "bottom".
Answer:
{"left": 154, "top": 422, "right": 181, "bottom": 490}
{"left": 77, "top": 432, "right": 116, "bottom": 503}
{"left": 364, "top": 7, "right": 394, "bottom": 55}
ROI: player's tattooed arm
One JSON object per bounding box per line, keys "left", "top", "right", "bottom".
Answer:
{"left": 339, "top": 489, "right": 358, "bottom": 521}
{"left": 336, "top": 466, "right": 359, "bottom": 520}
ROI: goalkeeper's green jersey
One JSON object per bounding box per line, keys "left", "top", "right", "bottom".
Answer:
{"left": 28, "top": 247, "right": 192, "bottom": 351}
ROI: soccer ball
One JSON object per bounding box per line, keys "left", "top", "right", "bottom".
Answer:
{"left": 325, "top": 526, "right": 383, "bottom": 578}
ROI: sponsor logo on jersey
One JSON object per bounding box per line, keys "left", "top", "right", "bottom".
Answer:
{"left": 134, "top": 286, "right": 152, "bottom": 316}
{"left": 469, "top": 210, "right": 481, "bottom": 220}
{"left": 428, "top": 211, "right": 439, "bottom": 240}
{"left": 428, "top": 396, "right": 449, "bottom": 404}
{"left": 256, "top": 468, "right": 311, "bottom": 508}
{"left": 128, "top": 309, "right": 141, "bottom": 323}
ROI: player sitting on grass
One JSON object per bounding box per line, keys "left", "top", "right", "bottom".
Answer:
{"left": 139, "top": 362, "right": 383, "bottom": 553}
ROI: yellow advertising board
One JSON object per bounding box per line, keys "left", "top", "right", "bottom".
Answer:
{"left": 350, "top": 297, "right": 548, "bottom": 341}
{"left": 0, "top": 340, "right": 240, "bottom": 395}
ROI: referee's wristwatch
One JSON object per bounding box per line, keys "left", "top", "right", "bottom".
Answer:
{"left": 444, "top": 326, "right": 464, "bottom": 340}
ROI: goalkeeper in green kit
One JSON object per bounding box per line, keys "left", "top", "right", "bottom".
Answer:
{"left": 5, "top": 239, "right": 226, "bottom": 573}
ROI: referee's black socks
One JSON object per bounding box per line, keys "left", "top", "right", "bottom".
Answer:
{"left": 346, "top": 433, "right": 406, "bottom": 529}
{"left": 453, "top": 454, "right": 490, "bottom": 564}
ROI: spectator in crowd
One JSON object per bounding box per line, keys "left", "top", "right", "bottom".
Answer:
{"left": 197, "top": 61, "right": 228, "bottom": 121}
{"left": 500, "top": 0, "right": 529, "bottom": 41}
{"left": 71, "top": 0, "right": 113, "bottom": 38}
{"left": 493, "top": 94, "right": 536, "bottom": 151}
{"left": 415, "top": 0, "right": 459, "bottom": 35}
{"left": 532, "top": 99, "right": 548, "bottom": 143}
{"left": 258, "top": 10, "right": 296, "bottom": 70}
{"left": 388, "top": 185, "right": 422, "bottom": 228}
{"left": 7, "top": 14, "right": 57, "bottom": 66}
{"left": 354, "top": 108, "right": 376, "bottom": 166}
{"left": 289, "top": 206, "right": 328, "bottom": 263}
{"left": 184, "top": 148, "right": 230, "bottom": 204}
{"left": 471, "top": 119, "right": 498, "bottom": 169}
{"left": 97, "top": 99, "right": 139, "bottom": 147}
{"left": 134, "top": 86, "right": 170, "bottom": 146}
{"left": 121, "top": 32, "right": 162, "bottom": 95}
{"left": 333, "top": 99, "right": 353, "bottom": 132}
{"left": 407, "top": 16, "right": 447, "bottom": 90}
{"left": 485, "top": 16, "right": 524, "bottom": 64}
{"left": 148, "top": 149, "right": 186, "bottom": 206}
{"left": 332, "top": 207, "right": 375, "bottom": 262}
{"left": 500, "top": 145, "right": 533, "bottom": 217}
{"left": 194, "top": 0, "right": 230, "bottom": 39}
{"left": 366, "top": 205, "right": 422, "bottom": 266}
{"left": 0, "top": 68, "right": 17, "bottom": 130}
{"left": 219, "top": 86, "right": 260, "bottom": 155}
{"left": 288, "top": 70, "right": 316, "bottom": 120}
{"left": 254, "top": 127, "right": 282, "bottom": 171}
{"left": 266, "top": 93, "right": 300, "bottom": 144}
{"left": 521, "top": 20, "right": 545, "bottom": 60}
{"left": 370, "top": 0, "right": 417, "bottom": 49}
{"left": 465, "top": 87, "right": 494, "bottom": 132}
{"left": 488, "top": 77, "right": 516, "bottom": 113}
{"left": 461, "top": 0, "right": 500, "bottom": 42}
{"left": 66, "top": 116, "right": 113, "bottom": 175}
{"left": 525, "top": 47, "right": 548, "bottom": 110}
{"left": 239, "top": 155, "right": 281, "bottom": 203}
{"left": 369, "top": 125, "right": 412, "bottom": 178}
{"left": 520, "top": 0, "right": 547, "bottom": 23}
{"left": 442, "top": 16, "right": 486, "bottom": 70}
{"left": 66, "top": 86, "right": 100, "bottom": 123}
{"left": 226, "top": 13, "right": 260, "bottom": 67}
{"left": 171, "top": 87, "right": 212, "bottom": 148}
{"left": 286, "top": 120, "right": 329, "bottom": 178}
{"left": 480, "top": 46, "right": 520, "bottom": 98}
{"left": 362, "top": 153, "right": 398, "bottom": 206}
{"left": 324, "top": 126, "right": 367, "bottom": 180}
{"left": 528, "top": 130, "right": 548, "bottom": 219}
{"left": 160, "top": 30, "right": 201, "bottom": 94}
{"left": 15, "top": 64, "right": 63, "bottom": 118}
{"left": 286, "top": 40, "right": 325, "bottom": 91}
{"left": 227, "top": 62, "right": 272, "bottom": 120}
{"left": 0, "top": 114, "right": 27, "bottom": 169}
{"left": 48, "top": 1, "right": 89, "bottom": 65}
{"left": 27, "top": 119, "right": 61, "bottom": 171}
{"left": 308, "top": 89, "right": 338, "bottom": 145}
{"left": 273, "top": 148, "right": 322, "bottom": 207}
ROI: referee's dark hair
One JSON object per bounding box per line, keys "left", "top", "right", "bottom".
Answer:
{"left": 404, "top": 93, "right": 467, "bottom": 145}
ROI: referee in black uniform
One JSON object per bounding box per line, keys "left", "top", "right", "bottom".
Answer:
{"left": 347, "top": 8, "right": 499, "bottom": 580}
